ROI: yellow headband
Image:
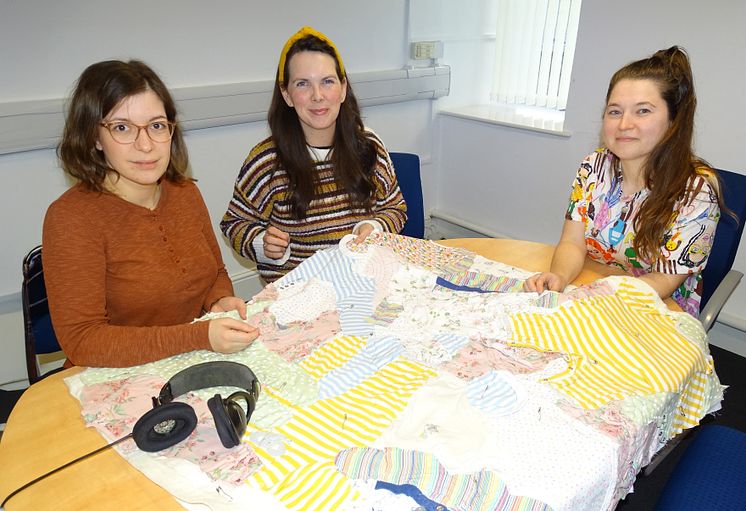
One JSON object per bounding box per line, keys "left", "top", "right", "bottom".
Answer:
{"left": 277, "top": 26, "right": 346, "bottom": 85}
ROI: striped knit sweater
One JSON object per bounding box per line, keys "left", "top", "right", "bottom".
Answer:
{"left": 221, "top": 130, "right": 407, "bottom": 282}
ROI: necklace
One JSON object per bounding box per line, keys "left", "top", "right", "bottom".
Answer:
{"left": 106, "top": 174, "right": 161, "bottom": 210}
{"left": 145, "top": 183, "right": 162, "bottom": 210}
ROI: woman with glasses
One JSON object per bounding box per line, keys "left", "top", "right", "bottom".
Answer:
{"left": 43, "top": 60, "right": 258, "bottom": 368}
{"left": 221, "top": 27, "right": 407, "bottom": 283}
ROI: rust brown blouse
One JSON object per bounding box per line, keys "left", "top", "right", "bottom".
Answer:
{"left": 43, "top": 180, "right": 234, "bottom": 367}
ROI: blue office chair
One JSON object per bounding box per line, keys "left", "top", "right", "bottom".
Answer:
{"left": 22, "top": 245, "right": 64, "bottom": 384}
{"left": 644, "top": 168, "right": 745, "bottom": 476}
{"left": 655, "top": 424, "right": 746, "bottom": 510}
{"left": 699, "top": 168, "right": 746, "bottom": 331}
{"left": 389, "top": 152, "right": 425, "bottom": 239}
{"left": 1, "top": 388, "right": 25, "bottom": 425}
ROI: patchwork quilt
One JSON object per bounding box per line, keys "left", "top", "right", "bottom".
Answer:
{"left": 65, "top": 232, "right": 724, "bottom": 511}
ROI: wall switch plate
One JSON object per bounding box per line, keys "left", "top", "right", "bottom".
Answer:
{"left": 410, "top": 41, "right": 444, "bottom": 60}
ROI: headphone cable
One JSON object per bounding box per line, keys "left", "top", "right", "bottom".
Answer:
{"left": 1, "top": 433, "right": 133, "bottom": 508}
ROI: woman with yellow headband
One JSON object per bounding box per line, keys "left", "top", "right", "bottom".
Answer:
{"left": 221, "top": 27, "right": 407, "bottom": 282}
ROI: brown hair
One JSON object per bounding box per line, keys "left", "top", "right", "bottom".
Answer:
{"left": 605, "top": 46, "right": 731, "bottom": 262}
{"left": 268, "top": 34, "right": 375, "bottom": 219}
{"left": 57, "top": 60, "right": 190, "bottom": 192}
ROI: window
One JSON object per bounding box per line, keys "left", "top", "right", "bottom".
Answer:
{"left": 490, "top": 0, "right": 582, "bottom": 111}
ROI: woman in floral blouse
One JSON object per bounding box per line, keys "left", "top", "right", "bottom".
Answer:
{"left": 525, "top": 46, "right": 732, "bottom": 316}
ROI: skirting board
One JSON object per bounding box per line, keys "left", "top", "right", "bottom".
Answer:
{"left": 231, "top": 268, "right": 265, "bottom": 301}
{"left": 428, "top": 210, "right": 511, "bottom": 240}
{"left": 0, "top": 66, "right": 450, "bottom": 155}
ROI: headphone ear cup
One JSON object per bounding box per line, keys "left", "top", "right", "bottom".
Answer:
{"left": 225, "top": 391, "right": 250, "bottom": 433}
{"left": 133, "top": 402, "right": 198, "bottom": 453}
{"left": 208, "top": 394, "right": 241, "bottom": 448}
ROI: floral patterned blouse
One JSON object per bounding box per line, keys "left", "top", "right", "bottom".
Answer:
{"left": 566, "top": 149, "right": 721, "bottom": 316}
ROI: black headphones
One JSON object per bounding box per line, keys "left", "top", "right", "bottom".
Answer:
{"left": 132, "top": 361, "right": 261, "bottom": 452}
{"left": 1, "top": 361, "right": 261, "bottom": 508}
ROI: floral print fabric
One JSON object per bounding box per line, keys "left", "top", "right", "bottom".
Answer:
{"left": 78, "top": 374, "right": 263, "bottom": 484}
{"left": 566, "top": 148, "right": 720, "bottom": 315}
{"left": 63, "top": 233, "right": 724, "bottom": 511}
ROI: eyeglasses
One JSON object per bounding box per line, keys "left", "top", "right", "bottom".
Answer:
{"left": 100, "top": 120, "right": 175, "bottom": 144}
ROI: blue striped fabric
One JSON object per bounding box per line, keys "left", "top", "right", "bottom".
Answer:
{"left": 466, "top": 371, "right": 521, "bottom": 416}
{"left": 433, "top": 333, "right": 470, "bottom": 355}
{"left": 336, "top": 446, "right": 551, "bottom": 511}
{"left": 317, "top": 333, "right": 467, "bottom": 399}
{"left": 436, "top": 271, "right": 525, "bottom": 293}
{"left": 318, "top": 335, "right": 403, "bottom": 399}
{"left": 276, "top": 247, "right": 376, "bottom": 335}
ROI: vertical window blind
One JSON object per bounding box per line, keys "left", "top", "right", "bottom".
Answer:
{"left": 491, "top": 0, "right": 582, "bottom": 110}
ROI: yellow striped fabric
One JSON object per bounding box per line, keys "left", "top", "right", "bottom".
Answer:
{"left": 248, "top": 357, "right": 437, "bottom": 510}
{"left": 272, "top": 460, "right": 353, "bottom": 511}
{"left": 299, "top": 335, "right": 367, "bottom": 379}
{"left": 509, "top": 280, "right": 712, "bottom": 426}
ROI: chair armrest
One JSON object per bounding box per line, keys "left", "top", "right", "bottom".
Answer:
{"left": 700, "top": 270, "right": 744, "bottom": 332}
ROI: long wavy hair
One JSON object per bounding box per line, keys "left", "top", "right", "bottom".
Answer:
{"left": 58, "top": 60, "right": 190, "bottom": 192}
{"left": 268, "top": 35, "right": 375, "bottom": 219}
{"left": 605, "top": 46, "right": 731, "bottom": 262}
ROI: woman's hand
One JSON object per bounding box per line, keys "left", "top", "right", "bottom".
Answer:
{"left": 352, "top": 222, "right": 375, "bottom": 243}
{"left": 208, "top": 318, "right": 259, "bottom": 354}
{"left": 524, "top": 272, "right": 567, "bottom": 292}
{"left": 210, "top": 296, "right": 247, "bottom": 320}
{"left": 263, "top": 225, "right": 290, "bottom": 259}
{"left": 525, "top": 219, "right": 587, "bottom": 293}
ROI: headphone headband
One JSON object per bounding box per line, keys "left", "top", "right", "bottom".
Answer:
{"left": 156, "top": 361, "right": 259, "bottom": 406}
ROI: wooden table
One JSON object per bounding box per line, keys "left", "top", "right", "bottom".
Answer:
{"left": 0, "top": 238, "right": 675, "bottom": 510}
{"left": 0, "top": 364, "right": 183, "bottom": 510}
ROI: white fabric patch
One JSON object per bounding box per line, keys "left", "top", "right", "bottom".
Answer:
{"left": 269, "top": 277, "right": 337, "bottom": 325}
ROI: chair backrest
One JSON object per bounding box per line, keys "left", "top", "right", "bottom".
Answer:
{"left": 700, "top": 169, "right": 746, "bottom": 311}
{"left": 389, "top": 152, "right": 425, "bottom": 239}
{"left": 22, "top": 245, "right": 62, "bottom": 384}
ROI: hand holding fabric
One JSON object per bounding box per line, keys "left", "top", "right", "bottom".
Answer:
{"left": 264, "top": 225, "right": 290, "bottom": 260}
{"left": 208, "top": 318, "right": 258, "bottom": 353}
{"left": 524, "top": 272, "right": 567, "bottom": 292}
{"left": 210, "top": 296, "right": 248, "bottom": 320}
{"left": 352, "top": 222, "right": 376, "bottom": 244}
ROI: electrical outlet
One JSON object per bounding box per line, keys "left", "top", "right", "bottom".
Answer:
{"left": 410, "top": 41, "right": 444, "bottom": 60}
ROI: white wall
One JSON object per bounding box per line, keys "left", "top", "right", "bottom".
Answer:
{"left": 0, "top": 1, "right": 408, "bottom": 101}
{"left": 0, "top": 0, "right": 439, "bottom": 386}
{"left": 434, "top": 0, "right": 746, "bottom": 334}
{"left": 0, "top": 0, "right": 418, "bottom": 297}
